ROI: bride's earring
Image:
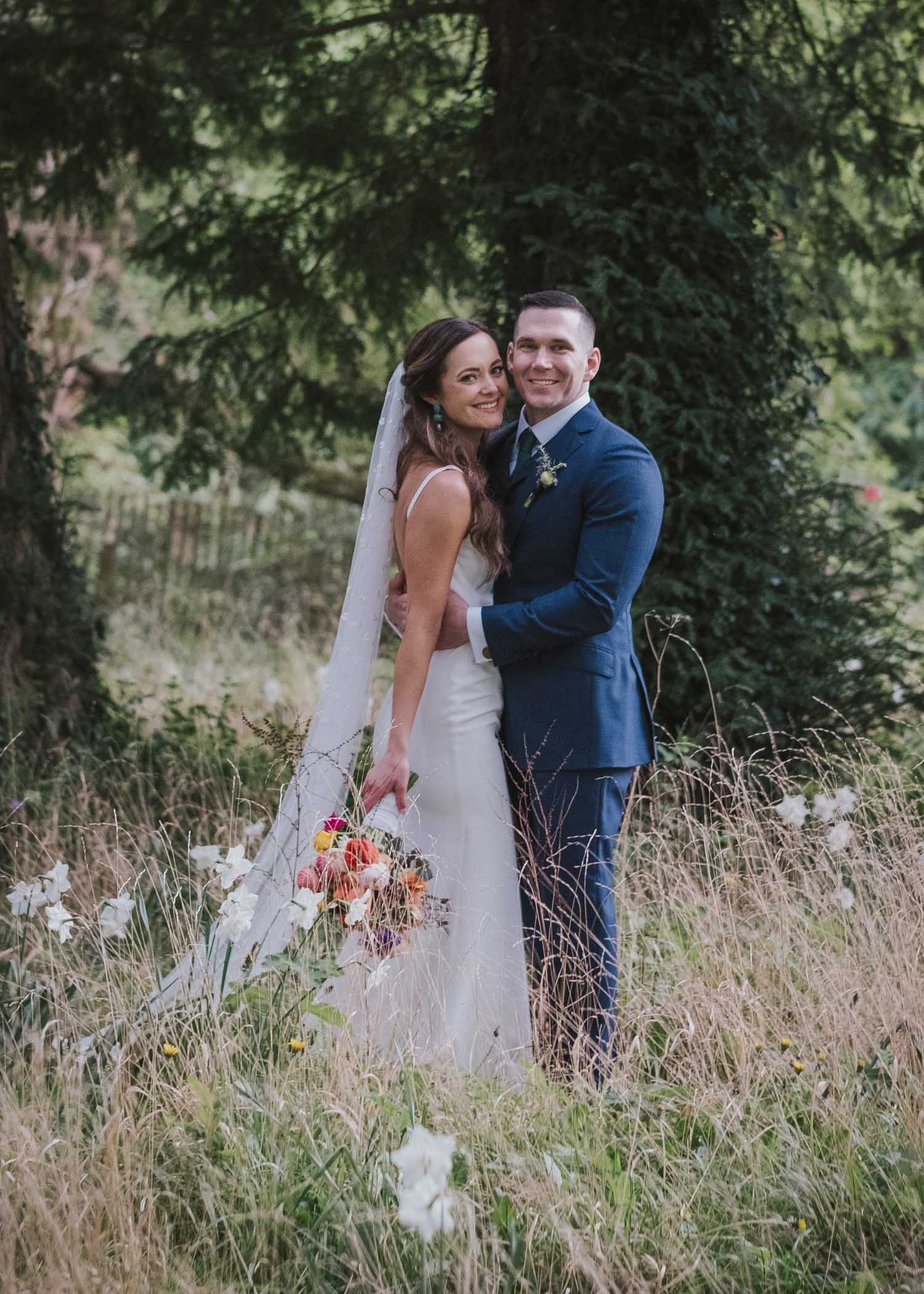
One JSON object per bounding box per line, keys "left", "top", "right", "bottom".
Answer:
{"left": 432, "top": 401, "right": 444, "bottom": 428}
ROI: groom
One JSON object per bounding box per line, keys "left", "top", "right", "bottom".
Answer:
{"left": 393, "top": 290, "right": 663, "bottom": 1083}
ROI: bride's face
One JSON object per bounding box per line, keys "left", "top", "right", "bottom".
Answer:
{"left": 434, "top": 333, "right": 509, "bottom": 435}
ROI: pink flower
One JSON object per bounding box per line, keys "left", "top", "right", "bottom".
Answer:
{"left": 296, "top": 865, "right": 320, "bottom": 892}
{"left": 358, "top": 859, "right": 392, "bottom": 891}
{"left": 862, "top": 485, "right": 882, "bottom": 502}
{"left": 316, "top": 850, "right": 348, "bottom": 882}
{"left": 323, "top": 815, "right": 347, "bottom": 833}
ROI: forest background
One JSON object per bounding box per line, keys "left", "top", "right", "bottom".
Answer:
{"left": 3, "top": 4, "right": 924, "bottom": 1292}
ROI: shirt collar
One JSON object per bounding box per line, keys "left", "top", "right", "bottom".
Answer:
{"left": 516, "top": 391, "right": 592, "bottom": 446}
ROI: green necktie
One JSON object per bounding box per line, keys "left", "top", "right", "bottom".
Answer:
{"left": 514, "top": 427, "right": 539, "bottom": 473}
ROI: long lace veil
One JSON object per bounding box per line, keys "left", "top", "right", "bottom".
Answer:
{"left": 147, "top": 363, "right": 406, "bottom": 1012}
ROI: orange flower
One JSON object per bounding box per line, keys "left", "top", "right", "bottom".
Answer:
{"left": 333, "top": 879, "right": 365, "bottom": 903}
{"left": 398, "top": 869, "right": 428, "bottom": 902}
{"left": 344, "top": 837, "right": 379, "bottom": 870}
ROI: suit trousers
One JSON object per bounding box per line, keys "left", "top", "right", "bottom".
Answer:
{"left": 506, "top": 761, "right": 635, "bottom": 1085}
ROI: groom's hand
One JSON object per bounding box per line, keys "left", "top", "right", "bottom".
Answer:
{"left": 384, "top": 570, "right": 409, "bottom": 637}
{"left": 435, "top": 590, "right": 470, "bottom": 651}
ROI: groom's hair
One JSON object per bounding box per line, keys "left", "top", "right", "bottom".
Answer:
{"left": 517, "top": 290, "right": 596, "bottom": 346}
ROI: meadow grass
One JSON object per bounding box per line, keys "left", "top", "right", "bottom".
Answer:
{"left": 3, "top": 727, "right": 924, "bottom": 1293}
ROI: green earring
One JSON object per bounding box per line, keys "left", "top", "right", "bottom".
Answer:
{"left": 432, "top": 401, "right": 443, "bottom": 427}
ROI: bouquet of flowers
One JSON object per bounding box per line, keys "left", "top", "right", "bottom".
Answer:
{"left": 294, "top": 793, "right": 449, "bottom": 958}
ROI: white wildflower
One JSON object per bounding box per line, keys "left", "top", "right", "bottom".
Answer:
{"left": 344, "top": 890, "right": 373, "bottom": 927}
{"left": 827, "top": 821, "right": 853, "bottom": 852}
{"left": 7, "top": 879, "right": 48, "bottom": 917}
{"left": 774, "top": 793, "right": 808, "bottom": 828}
{"left": 41, "top": 860, "right": 71, "bottom": 902}
{"left": 892, "top": 686, "right": 906, "bottom": 705}
{"left": 834, "top": 886, "right": 855, "bottom": 910}
{"left": 214, "top": 844, "right": 252, "bottom": 889}
{"left": 189, "top": 844, "right": 222, "bottom": 870}
{"left": 242, "top": 818, "right": 267, "bottom": 843}
{"left": 812, "top": 793, "right": 838, "bottom": 823}
{"left": 833, "top": 785, "right": 858, "bottom": 816}
{"left": 99, "top": 894, "right": 136, "bottom": 940}
{"left": 396, "top": 1175, "right": 456, "bottom": 1242}
{"left": 288, "top": 888, "right": 325, "bottom": 933}
{"left": 843, "top": 658, "right": 863, "bottom": 672}
{"left": 262, "top": 677, "right": 282, "bottom": 707}
{"left": 542, "top": 1152, "right": 564, "bottom": 1188}
{"left": 218, "top": 887, "right": 258, "bottom": 941}
{"left": 366, "top": 959, "right": 392, "bottom": 992}
{"left": 45, "top": 900, "right": 75, "bottom": 943}
{"left": 391, "top": 1125, "right": 456, "bottom": 1191}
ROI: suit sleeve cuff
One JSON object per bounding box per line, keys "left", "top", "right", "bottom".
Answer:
{"left": 466, "top": 605, "right": 491, "bottom": 664}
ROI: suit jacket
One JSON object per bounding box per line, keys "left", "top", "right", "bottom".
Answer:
{"left": 482, "top": 398, "right": 664, "bottom": 771}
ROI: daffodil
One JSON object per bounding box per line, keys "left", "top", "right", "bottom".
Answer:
{"left": 41, "top": 860, "right": 71, "bottom": 903}
{"left": 99, "top": 894, "right": 136, "bottom": 939}
{"left": 45, "top": 900, "right": 75, "bottom": 943}
{"left": 218, "top": 887, "right": 258, "bottom": 941}
{"left": 7, "top": 879, "right": 47, "bottom": 917}
{"left": 214, "top": 844, "right": 252, "bottom": 889}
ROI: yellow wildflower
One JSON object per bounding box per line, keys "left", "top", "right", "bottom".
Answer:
{"left": 313, "top": 829, "right": 335, "bottom": 852}
{"left": 791, "top": 1059, "right": 805, "bottom": 1074}
{"left": 816, "top": 1050, "right": 827, "bottom": 1063}
{"left": 796, "top": 1217, "right": 807, "bottom": 1232}
{"left": 754, "top": 1041, "right": 764, "bottom": 1053}
{"left": 162, "top": 1043, "right": 179, "bottom": 1057}
{"left": 856, "top": 1058, "right": 866, "bottom": 1072}
{"left": 288, "top": 1038, "right": 305, "bottom": 1053}
{"left": 780, "top": 1037, "right": 793, "bottom": 1051}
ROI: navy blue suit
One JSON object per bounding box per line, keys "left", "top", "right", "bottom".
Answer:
{"left": 482, "top": 398, "right": 663, "bottom": 1080}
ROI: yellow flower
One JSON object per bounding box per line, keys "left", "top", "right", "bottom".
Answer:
{"left": 288, "top": 1038, "right": 305, "bottom": 1053}
{"left": 754, "top": 1041, "right": 764, "bottom": 1053}
{"left": 796, "top": 1217, "right": 807, "bottom": 1232}
{"left": 780, "top": 1037, "right": 793, "bottom": 1051}
{"left": 313, "top": 829, "right": 335, "bottom": 852}
{"left": 791, "top": 1059, "right": 805, "bottom": 1074}
{"left": 816, "top": 1050, "right": 827, "bottom": 1063}
{"left": 856, "top": 1058, "right": 866, "bottom": 1072}
{"left": 162, "top": 1043, "right": 179, "bottom": 1057}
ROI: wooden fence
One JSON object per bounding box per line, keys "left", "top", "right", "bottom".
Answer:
{"left": 69, "top": 490, "right": 360, "bottom": 598}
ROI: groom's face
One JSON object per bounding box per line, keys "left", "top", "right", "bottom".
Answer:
{"left": 508, "top": 307, "right": 601, "bottom": 421}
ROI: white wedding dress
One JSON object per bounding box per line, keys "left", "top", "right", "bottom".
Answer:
{"left": 314, "top": 466, "right": 534, "bottom": 1081}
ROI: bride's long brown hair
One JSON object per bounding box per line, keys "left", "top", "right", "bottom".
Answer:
{"left": 397, "top": 318, "right": 509, "bottom": 579}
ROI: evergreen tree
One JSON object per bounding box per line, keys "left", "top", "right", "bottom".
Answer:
{"left": 2, "top": 0, "right": 917, "bottom": 749}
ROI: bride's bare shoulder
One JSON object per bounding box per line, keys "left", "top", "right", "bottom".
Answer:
{"left": 397, "top": 460, "right": 471, "bottom": 513}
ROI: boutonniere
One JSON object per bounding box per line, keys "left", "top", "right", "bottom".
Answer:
{"left": 524, "top": 445, "right": 567, "bottom": 509}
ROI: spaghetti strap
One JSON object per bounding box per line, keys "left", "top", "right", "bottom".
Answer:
{"left": 405, "top": 464, "right": 465, "bottom": 519}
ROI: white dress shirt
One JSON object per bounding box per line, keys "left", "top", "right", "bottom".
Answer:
{"left": 466, "top": 391, "right": 592, "bottom": 663}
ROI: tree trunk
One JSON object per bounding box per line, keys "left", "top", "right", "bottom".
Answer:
{"left": 0, "top": 186, "right": 108, "bottom": 750}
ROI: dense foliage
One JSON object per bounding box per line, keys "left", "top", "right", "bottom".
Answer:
{"left": 1, "top": 0, "right": 920, "bottom": 749}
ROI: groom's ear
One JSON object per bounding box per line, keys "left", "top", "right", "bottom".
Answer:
{"left": 585, "top": 346, "right": 602, "bottom": 383}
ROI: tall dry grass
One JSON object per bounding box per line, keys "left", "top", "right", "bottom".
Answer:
{"left": 2, "top": 732, "right": 924, "bottom": 1292}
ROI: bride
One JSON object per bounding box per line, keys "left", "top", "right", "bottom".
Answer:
{"left": 145, "top": 318, "right": 533, "bottom": 1081}
{"left": 313, "top": 318, "right": 533, "bottom": 1078}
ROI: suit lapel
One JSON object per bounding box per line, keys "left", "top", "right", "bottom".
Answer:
{"left": 503, "top": 401, "right": 601, "bottom": 548}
